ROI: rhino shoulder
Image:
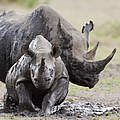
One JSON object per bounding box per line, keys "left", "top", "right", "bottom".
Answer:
{"left": 5, "top": 55, "right": 32, "bottom": 91}
{"left": 55, "top": 57, "right": 69, "bottom": 80}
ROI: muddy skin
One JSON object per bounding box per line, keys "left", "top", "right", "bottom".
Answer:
{"left": 5, "top": 36, "right": 69, "bottom": 116}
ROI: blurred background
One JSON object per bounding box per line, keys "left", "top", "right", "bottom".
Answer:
{"left": 0, "top": 0, "right": 120, "bottom": 119}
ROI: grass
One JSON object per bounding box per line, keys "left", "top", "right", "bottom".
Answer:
{"left": 7, "top": 0, "right": 38, "bottom": 7}
{"left": 3, "top": 0, "right": 51, "bottom": 8}
{"left": 92, "top": 20, "right": 120, "bottom": 48}
{"left": 94, "top": 20, "right": 120, "bottom": 39}
{"left": 0, "top": 114, "right": 62, "bottom": 120}
{"left": 68, "top": 83, "right": 88, "bottom": 96}
{"left": 92, "top": 113, "right": 120, "bottom": 120}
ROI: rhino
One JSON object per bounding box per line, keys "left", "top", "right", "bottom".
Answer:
{"left": 5, "top": 35, "right": 69, "bottom": 115}
{"left": 0, "top": 5, "right": 116, "bottom": 89}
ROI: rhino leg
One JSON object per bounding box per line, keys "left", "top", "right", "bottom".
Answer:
{"left": 42, "top": 78, "right": 69, "bottom": 116}
{"left": 82, "top": 20, "right": 94, "bottom": 49}
{"left": 4, "top": 93, "right": 17, "bottom": 112}
{"left": 15, "top": 82, "right": 39, "bottom": 112}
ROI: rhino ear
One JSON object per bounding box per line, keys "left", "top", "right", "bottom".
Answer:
{"left": 21, "top": 43, "right": 34, "bottom": 58}
{"left": 51, "top": 45, "right": 62, "bottom": 58}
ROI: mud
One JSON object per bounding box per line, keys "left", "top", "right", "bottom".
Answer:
{"left": 55, "top": 101, "right": 120, "bottom": 117}
{"left": 0, "top": 100, "right": 120, "bottom": 118}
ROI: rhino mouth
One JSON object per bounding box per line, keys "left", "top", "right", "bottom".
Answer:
{"left": 32, "top": 77, "right": 53, "bottom": 90}
{"left": 82, "top": 79, "right": 97, "bottom": 89}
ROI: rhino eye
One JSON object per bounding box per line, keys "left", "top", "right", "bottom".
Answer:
{"left": 31, "top": 69, "right": 34, "bottom": 77}
{"left": 85, "top": 78, "right": 91, "bottom": 82}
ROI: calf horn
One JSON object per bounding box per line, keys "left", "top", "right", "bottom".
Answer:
{"left": 83, "top": 42, "right": 99, "bottom": 60}
{"left": 83, "top": 48, "right": 116, "bottom": 73}
{"left": 38, "top": 58, "right": 45, "bottom": 78}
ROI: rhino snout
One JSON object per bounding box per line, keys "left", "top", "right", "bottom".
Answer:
{"left": 45, "top": 78, "right": 51, "bottom": 81}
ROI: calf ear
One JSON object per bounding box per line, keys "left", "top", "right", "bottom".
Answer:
{"left": 51, "top": 45, "right": 62, "bottom": 58}
{"left": 21, "top": 43, "right": 34, "bottom": 58}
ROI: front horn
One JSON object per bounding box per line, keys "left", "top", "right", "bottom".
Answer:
{"left": 38, "top": 58, "right": 45, "bottom": 78}
{"left": 83, "top": 48, "right": 116, "bottom": 73}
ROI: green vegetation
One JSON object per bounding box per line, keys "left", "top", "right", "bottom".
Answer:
{"left": 0, "top": 115, "right": 59, "bottom": 120}
{"left": 92, "top": 20, "right": 120, "bottom": 48}
{"left": 94, "top": 20, "right": 120, "bottom": 39}
{"left": 92, "top": 113, "right": 120, "bottom": 120}
{"left": 7, "top": 0, "right": 38, "bottom": 7}
{"left": 4, "top": 0, "right": 51, "bottom": 8}
{"left": 68, "top": 83, "right": 87, "bottom": 96}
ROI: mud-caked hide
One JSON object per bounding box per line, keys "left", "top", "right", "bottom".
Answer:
{"left": 5, "top": 35, "right": 69, "bottom": 114}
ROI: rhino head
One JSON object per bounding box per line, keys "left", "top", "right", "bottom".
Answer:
{"left": 57, "top": 19, "right": 116, "bottom": 88}
{"left": 21, "top": 35, "right": 61, "bottom": 89}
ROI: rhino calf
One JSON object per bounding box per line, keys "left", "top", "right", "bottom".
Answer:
{"left": 5, "top": 35, "right": 69, "bottom": 116}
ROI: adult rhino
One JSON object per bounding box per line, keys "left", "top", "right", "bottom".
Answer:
{"left": 5, "top": 35, "right": 69, "bottom": 116}
{"left": 0, "top": 5, "right": 116, "bottom": 88}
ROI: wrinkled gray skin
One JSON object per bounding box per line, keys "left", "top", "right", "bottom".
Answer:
{"left": 5, "top": 35, "right": 69, "bottom": 116}
{"left": 0, "top": 5, "right": 116, "bottom": 88}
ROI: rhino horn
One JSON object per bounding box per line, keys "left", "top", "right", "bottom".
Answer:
{"left": 84, "top": 48, "right": 116, "bottom": 73}
{"left": 38, "top": 58, "right": 45, "bottom": 77}
{"left": 83, "top": 42, "right": 99, "bottom": 60}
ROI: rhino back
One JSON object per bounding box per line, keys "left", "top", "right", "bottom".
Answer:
{"left": 0, "top": 11, "right": 26, "bottom": 82}
{"left": 0, "top": 5, "right": 85, "bottom": 83}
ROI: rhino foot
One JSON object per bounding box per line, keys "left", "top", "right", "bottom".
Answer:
{"left": 4, "top": 93, "right": 18, "bottom": 112}
{"left": 16, "top": 82, "right": 40, "bottom": 112}
{"left": 18, "top": 103, "right": 40, "bottom": 112}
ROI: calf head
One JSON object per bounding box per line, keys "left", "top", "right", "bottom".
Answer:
{"left": 22, "top": 35, "right": 61, "bottom": 89}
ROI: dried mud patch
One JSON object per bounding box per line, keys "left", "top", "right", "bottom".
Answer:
{"left": 0, "top": 100, "right": 120, "bottom": 120}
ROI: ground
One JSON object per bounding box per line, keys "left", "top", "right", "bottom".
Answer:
{"left": 0, "top": 0, "right": 120, "bottom": 120}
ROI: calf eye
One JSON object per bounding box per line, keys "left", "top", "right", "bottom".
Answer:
{"left": 50, "top": 69, "right": 54, "bottom": 77}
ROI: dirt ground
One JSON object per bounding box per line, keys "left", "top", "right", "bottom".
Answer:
{"left": 0, "top": 0, "right": 120, "bottom": 119}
